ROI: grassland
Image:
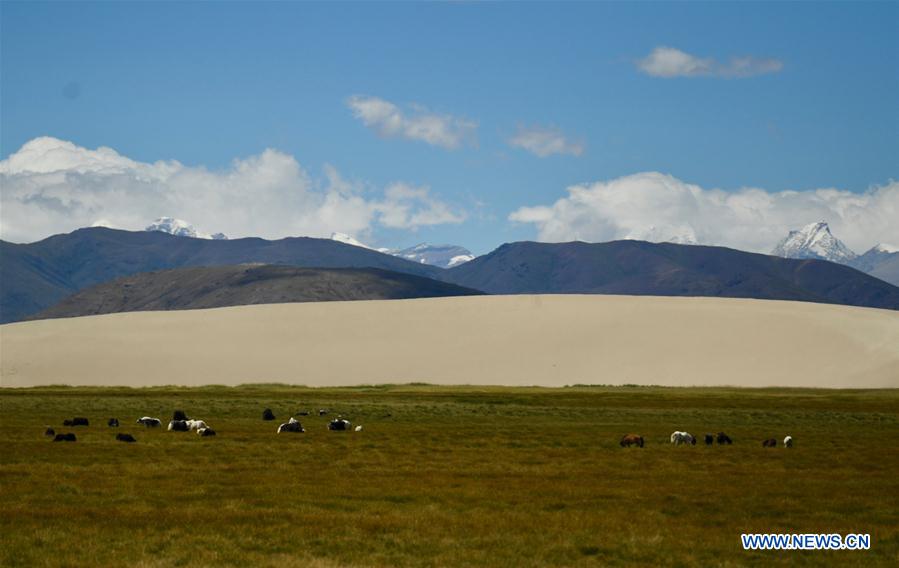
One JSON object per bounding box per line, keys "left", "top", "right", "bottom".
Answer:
{"left": 1, "top": 385, "right": 897, "bottom": 566}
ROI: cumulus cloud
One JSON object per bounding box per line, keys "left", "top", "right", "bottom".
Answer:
{"left": 0, "top": 137, "right": 466, "bottom": 243}
{"left": 507, "top": 125, "right": 584, "bottom": 158}
{"left": 637, "top": 47, "right": 783, "bottom": 78}
{"left": 347, "top": 95, "right": 477, "bottom": 149}
{"left": 509, "top": 172, "right": 899, "bottom": 254}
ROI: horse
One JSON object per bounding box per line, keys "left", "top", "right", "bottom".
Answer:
{"left": 620, "top": 434, "right": 644, "bottom": 448}
{"left": 670, "top": 431, "right": 696, "bottom": 446}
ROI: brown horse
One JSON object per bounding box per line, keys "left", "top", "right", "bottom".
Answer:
{"left": 762, "top": 438, "right": 777, "bottom": 447}
{"left": 620, "top": 434, "right": 644, "bottom": 448}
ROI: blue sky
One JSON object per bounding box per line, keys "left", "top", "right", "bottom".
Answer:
{"left": 1, "top": 1, "right": 897, "bottom": 253}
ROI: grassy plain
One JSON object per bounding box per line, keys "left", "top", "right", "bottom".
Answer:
{"left": 1, "top": 385, "right": 897, "bottom": 566}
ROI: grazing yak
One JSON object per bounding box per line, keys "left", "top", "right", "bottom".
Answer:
{"left": 172, "top": 410, "right": 190, "bottom": 422}
{"left": 670, "top": 431, "right": 696, "bottom": 446}
{"left": 262, "top": 408, "right": 276, "bottom": 421}
{"left": 717, "top": 432, "right": 733, "bottom": 445}
{"left": 328, "top": 418, "right": 351, "bottom": 431}
{"left": 704, "top": 433, "right": 714, "bottom": 445}
{"left": 620, "top": 434, "right": 644, "bottom": 448}
{"left": 63, "top": 418, "right": 89, "bottom": 427}
{"left": 277, "top": 418, "right": 305, "bottom": 433}
{"left": 197, "top": 428, "right": 217, "bottom": 437}
{"left": 168, "top": 420, "right": 189, "bottom": 432}
{"left": 784, "top": 436, "right": 794, "bottom": 448}
{"left": 137, "top": 417, "right": 161, "bottom": 427}
{"left": 116, "top": 433, "right": 137, "bottom": 443}
{"left": 53, "top": 433, "right": 77, "bottom": 442}
{"left": 762, "top": 438, "right": 777, "bottom": 447}
{"left": 44, "top": 427, "right": 56, "bottom": 437}
{"left": 186, "top": 420, "right": 207, "bottom": 431}
{"left": 108, "top": 418, "right": 119, "bottom": 427}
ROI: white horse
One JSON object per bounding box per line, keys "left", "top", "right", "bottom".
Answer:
{"left": 784, "top": 435, "right": 793, "bottom": 448}
{"left": 670, "top": 431, "right": 696, "bottom": 446}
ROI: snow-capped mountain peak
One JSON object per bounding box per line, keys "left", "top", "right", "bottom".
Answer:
{"left": 771, "top": 221, "right": 856, "bottom": 263}
{"left": 145, "top": 217, "right": 227, "bottom": 240}
{"left": 328, "top": 233, "right": 474, "bottom": 268}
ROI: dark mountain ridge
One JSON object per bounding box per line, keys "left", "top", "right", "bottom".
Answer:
{"left": 29, "top": 264, "right": 484, "bottom": 321}
{"left": 441, "top": 240, "right": 899, "bottom": 309}
{"left": 0, "top": 227, "right": 442, "bottom": 323}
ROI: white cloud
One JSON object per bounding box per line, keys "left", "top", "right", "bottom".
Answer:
{"left": 509, "top": 172, "right": 899, "bottom": 254}
{"left": 507, "top": 125, "right": 584, "bottom": 158}
{"left": 347, "top": 95, "right": 477, "bottom": 149}
{"left": 0, "top": 137, "right": 466, "bottom": 243}
{"left": 637, "top": 47, "right": 783, "bottom": 78}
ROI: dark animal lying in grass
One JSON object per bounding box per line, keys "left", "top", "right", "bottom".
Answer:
{"left": 168, "top": 420, "right": 189, "bottom": 432}
{"left": 137, "top": 417, "right": 161, "bottom": 427}
{"left": 762, "top": 438, "right": 777, "bottom": 447}
{"left": 295, "top": 411, "right": 310, "bottom": 416}
{"left": 116, "top": 433, "right": 136, "bottom": 443}
{"left": 197, "top": 428, "right": 216, "bottom": 437}
{"left": 319, "top": 409, "right": 330, "bottom": 416}
{"left": 63, "top": 418, "right": 89, "bottom": 426}
{"left": 108, "top": 418, "right": 119, "bottom": 427}
{"left": 53, "top": 433, "right": 77, "bottom": 442}
{"left": 173, "top": 410, "right": 189, "bottom": 421}
{"left": 45, "top": 427, "right": 56, "bottom": 437}
{"left": 716, "top": 432, "right": 733, "bottom": 445}
{"left": 278, "top": 418, "right": 305, "bottom": 433}
{"left": 262, "top": 408, "right": 276, "bottom": 421}
{"left": 328, "top": 419, "right": 351, "bottom": 431}
{"left": 704, "top": 433, "right": 714, "bottom": 445}
{"left": 619, "top": 434, "right": 644, "bottom": 447}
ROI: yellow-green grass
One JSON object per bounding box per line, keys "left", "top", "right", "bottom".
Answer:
{"left": 1, "top": 385, "right": 897, "bottom": 566}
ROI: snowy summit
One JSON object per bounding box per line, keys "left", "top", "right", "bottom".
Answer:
{"left": 145, "top": 217, "right": 227, "bottom": 240}
{"left": 771, "top": 221, "right": 856, "bottom": 263}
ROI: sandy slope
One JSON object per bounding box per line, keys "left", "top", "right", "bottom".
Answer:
{"left": 2, "top": 295, "right": 897, "bottom": 388}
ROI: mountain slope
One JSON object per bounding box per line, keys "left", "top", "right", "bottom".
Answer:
{"left": 30, "top": 265, "right": 484, "bottom": 320}
{"left": 849, "top": 245, "right": 899, "bottom": 287}
{"left": 442, "top": 240, "right": 899, "bottom": 310}
{"left": 0, "top": 227, "right": 444, "bottom": 323}
{"left": 771, "top": 221, "right": 857, "bottom": 263}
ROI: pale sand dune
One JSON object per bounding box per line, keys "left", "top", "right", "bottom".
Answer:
{"left": 1, "top": 295, "right": 898, "bottom": 388}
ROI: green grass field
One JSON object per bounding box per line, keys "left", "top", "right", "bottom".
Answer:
{"left": 1, "top": 385, "right": 897, "bottom": 566}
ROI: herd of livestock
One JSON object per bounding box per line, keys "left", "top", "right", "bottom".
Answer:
{"left": 45, "top": 407, "right": 361, "bottom": 443}
{"left": 620, "top": 431, "right": 794, "bottom": 448}
{"left": 48, "top": 410, "right": 792, "bottom": 449}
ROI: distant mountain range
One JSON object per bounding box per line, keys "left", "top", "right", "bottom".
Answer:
{"left": 441, "top": 240, "right": 899, "bottom": 309}
{"left": 771, "top": 221, "right": 899, "bottom": 286}
{"left": 0, "top": 227, "right": 442, "bottom": 323}
{"left": 329, "top": 232, "right": 474, "bottom": 269}
{"left": 30, "top": 265, "right": 483, "bottom": 320}
{"left": 3, "top": 226, "right": 899, "bottom": 323}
